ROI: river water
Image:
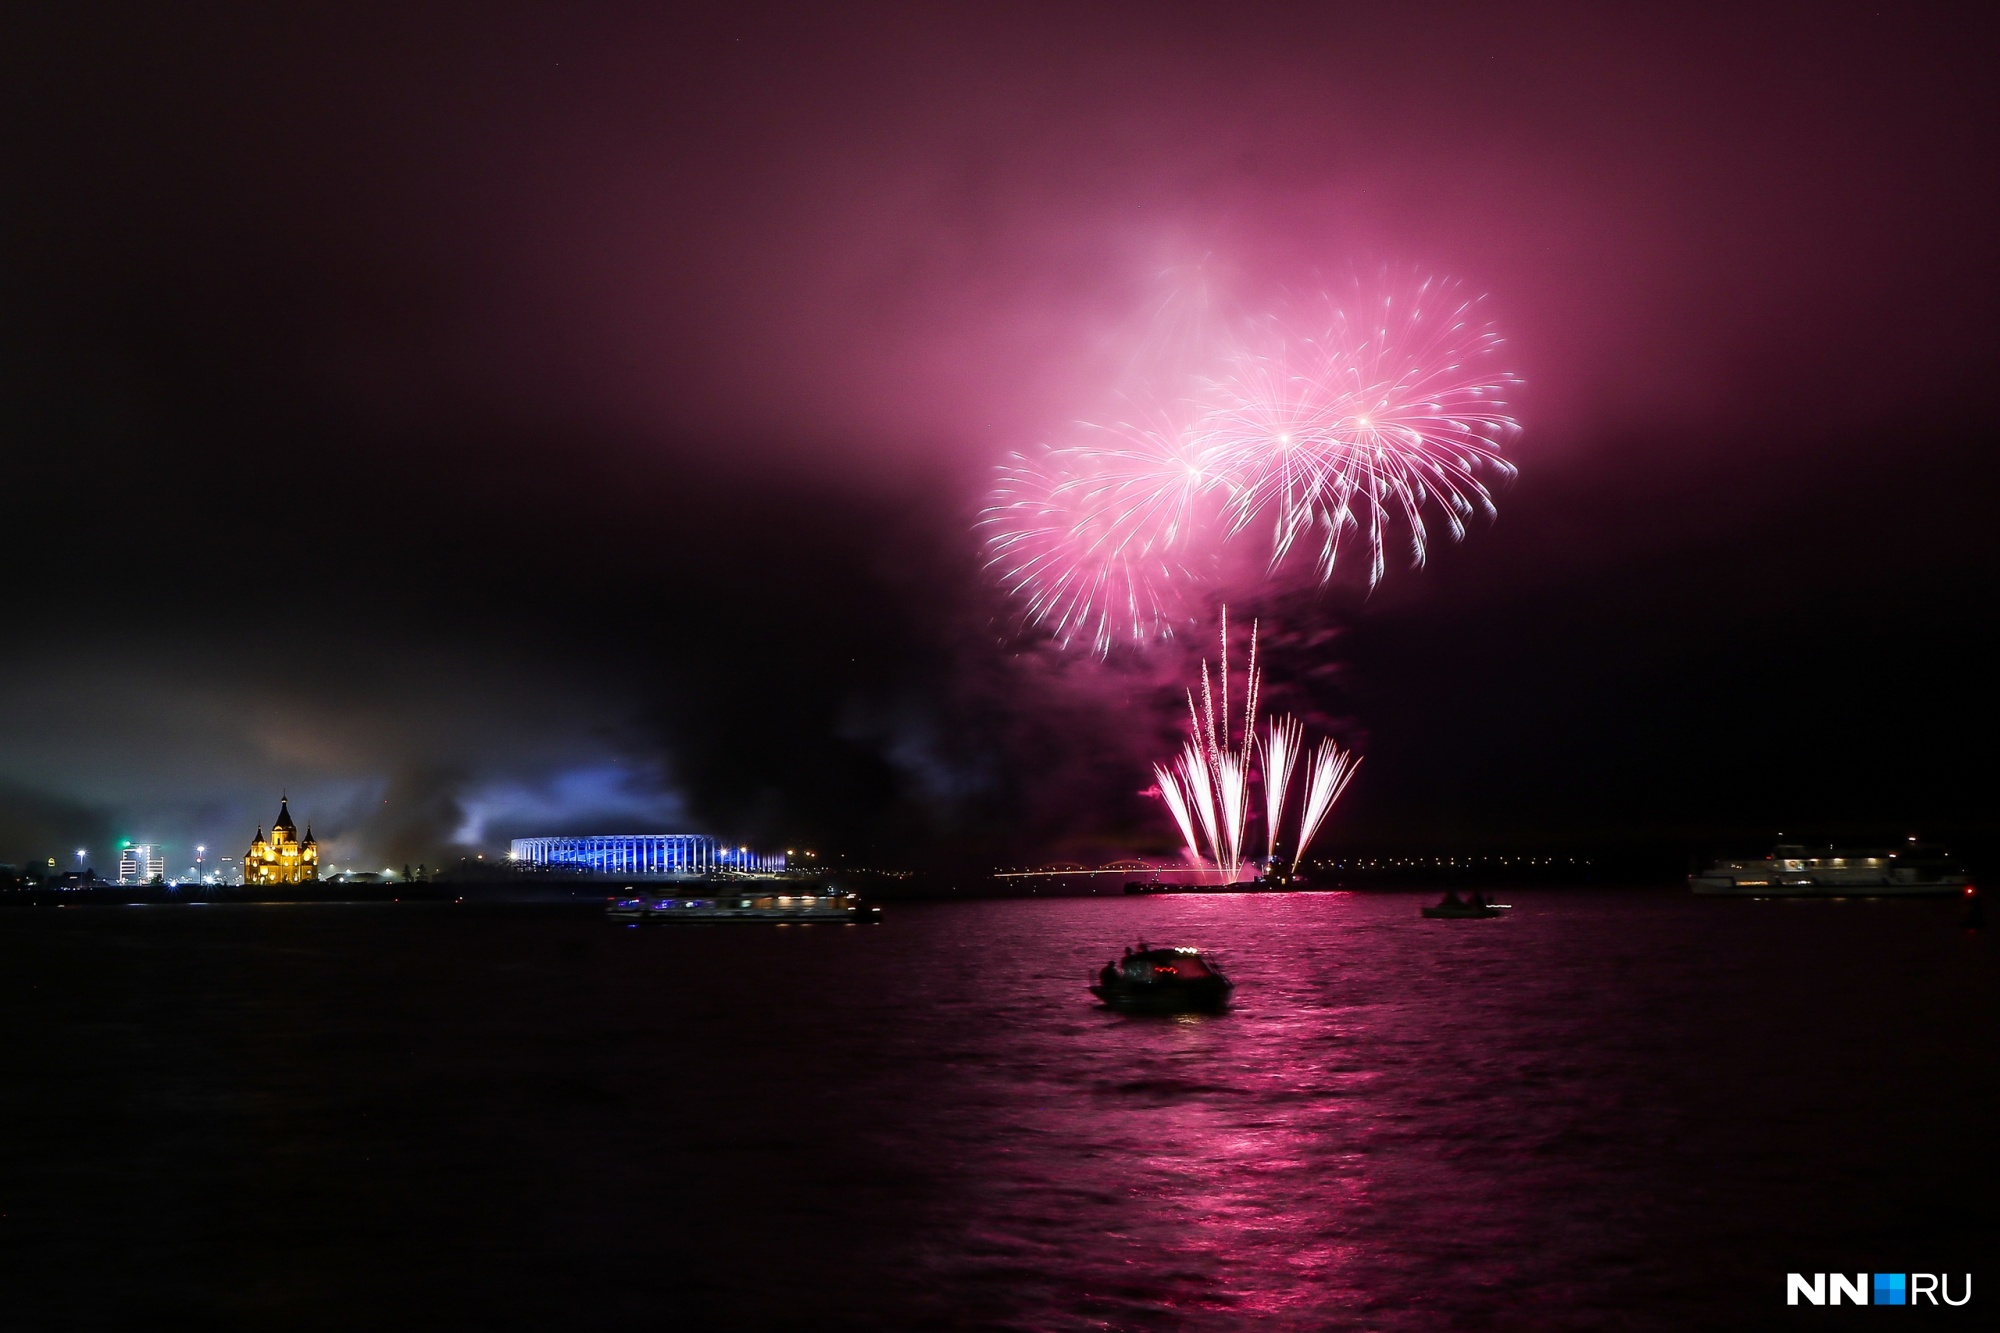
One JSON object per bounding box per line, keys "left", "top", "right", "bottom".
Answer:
{"left": 2, "top": 890, "right": 1992, "bottom": 1329}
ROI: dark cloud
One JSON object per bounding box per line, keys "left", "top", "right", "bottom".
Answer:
{"left": 2, "top": 3, "right": 1996, "bottom": 869}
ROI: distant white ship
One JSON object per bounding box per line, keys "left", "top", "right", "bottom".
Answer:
{"left": 1690, "top": 843, "right": 1972, "bottom": 896}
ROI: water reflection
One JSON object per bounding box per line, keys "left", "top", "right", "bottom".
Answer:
{"left": 877, "top": 893, "right": 1533, "bottom": 1326}
{"left": 873, "top": 890, "right": 1991, "bottom": 1328}
{"left": 6, "top": 889, "right": 1991, "bottom": 1329}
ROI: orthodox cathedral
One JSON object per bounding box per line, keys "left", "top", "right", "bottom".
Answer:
{"left": 246, "top": 796, "right": 319, "bottom": 884}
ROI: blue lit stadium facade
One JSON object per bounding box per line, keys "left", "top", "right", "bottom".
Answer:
{"left": 508, "top": 835, "right": 785, "bottom": 877}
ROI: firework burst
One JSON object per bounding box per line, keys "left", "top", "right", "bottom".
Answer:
{"left": 979, "top": 415, "right": 1229, "bottom": 653}
{"left": 982, "top": 270, "right": 1519, "bottom": 652}
{"left": 1207, "top": 277, "right": 1520, "bottom": 588}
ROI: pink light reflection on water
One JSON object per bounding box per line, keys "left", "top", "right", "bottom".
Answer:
{"left": 10, "top": 885, "right": 1988, "bottom": 1326}
{"left": 889, "top": 891, "right": 1553, "bottom": 1328}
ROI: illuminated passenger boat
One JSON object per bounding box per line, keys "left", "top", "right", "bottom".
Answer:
{"left": 1689, "top": 844, "right": 1972, "bottom": 896}
{"left": 1089, "top": 946, "right": 1233, "bottom": 1013}
{"left": 607, "top": 884, "right": 881, "bottom": 923}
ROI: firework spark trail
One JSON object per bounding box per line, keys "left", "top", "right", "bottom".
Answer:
{"left": 1220, "top": 613, "right": 1260, "bottom": 873}
{"left": 1261, "top": 714, "right": 1302, "bottom": 864}
{"left": 1237, "top": 609, "right": 1261, "bottom": 747}
{"left": 1154, "top": 611, "right": 1267, "bottom": 881}
{"left": 1215, "top": 749, "right": 1248, "bottom": 875}
{"left": 1199, "top": 661, "right": 1218, "bottom": 770}
{"left": 1154, "top": 761, "right": 1203, "bottom": 867}
{"left": 1179, "top": 737, "right": 1221, "bottom": 870}
{"left": 982, "top": 271, "right": 1518, "bottom": 652}
{"left": 1151, "top": 612, "right": 1356, "bottom": 880}
{"left": 1168, "top": 736, "right": 1224, "bottom": 880}
{"left": 1208, "top": 611, "right": 1257, "bottom": 879}
{"left": 1293, "top": 738, "right": 1361, "bottom": 873}
{"left": 1218, "top": 606, "right": 1231, "bottom": 759}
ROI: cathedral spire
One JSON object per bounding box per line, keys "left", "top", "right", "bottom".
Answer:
{"left": 247, "top": 793, "right": 316, "bottom": 885}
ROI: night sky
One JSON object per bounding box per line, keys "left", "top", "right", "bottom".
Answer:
{"left": 3, "top": 3, "right": 1996, "bottom": 873}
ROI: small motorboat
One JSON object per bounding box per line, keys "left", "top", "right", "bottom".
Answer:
{"left": 1421, "top": 891, "right": 1505, "bottom": 920}
{"left": 1089, "top": 945, "right": 1233, "bottom": 1013}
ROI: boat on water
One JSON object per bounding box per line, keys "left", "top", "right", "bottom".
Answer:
{"left": 1089, "top": 945, "right": 1233, "bottom": 1012}
{"left": 1422, "top": 890, "right": 1506, "bottom": 919}
{"left": 607, "top": 882, "right": 881, "bottom": 923}
{"left": 1689, "top": 843, "right": 1972, "bottom": 897}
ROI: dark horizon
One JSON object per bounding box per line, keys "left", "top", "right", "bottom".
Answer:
{"left": 3, "top": 3, "right": 1996, "bottom": 874}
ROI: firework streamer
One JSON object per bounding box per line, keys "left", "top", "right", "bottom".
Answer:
{"left": 1293, "top": 739, "right": 1362, "bottom": 873}
{"left": 1207, "top": 610, "right": 1259, "bottom": 879}
{"left": 1178, "top": 737, "right": 1221, "bottom": 871}
{"left": 1151, "top": 610, "right": 1336, "bottom": 884}
{"left": 1215, "top": 748, "right": 1249, "bottom": 876}
{"left": 1260, "top": 714, "right": 1303, "bottom": 865}
{"left": 1154, "top": 762, "right": 1203, "bottom": 867}
{"left": 1173, "top": 609, "right": 1261, "bottom": 880}
{"left": 1241, "top": 618, "right": 1261, "bottom": 743}
{"left": 1218, "top": 606, "right": 1230, "bottom": 759}
{"left": 1200, "top": 662, "right": 1223, "bottom": 779}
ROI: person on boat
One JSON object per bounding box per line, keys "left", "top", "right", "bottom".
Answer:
{"left": 1440, "top": 889, "right": 1465, "bottom": 909}
{"left": 1099, "top": 960, "right": 1120, "bottom": 988}
{"left": 1468, "top": 889, "right": 1489, "bottom": 910}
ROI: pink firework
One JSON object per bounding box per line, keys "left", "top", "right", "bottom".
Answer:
{"left": 983, "top": 270, "right": 1519, "bottom": 651}
{"left": 1151, "top": 610, "right": 1358, "bottom": 880}
{"left": 979, "top": 414, "right": 1229, "bottom": 653}
{"left": 1205, "top": 275, "right": 1520, "bottom": 588}
{"left": 1155, "top": 610, "right": 1260, "bottom": 879}
{"left": 1291, "top": 737, "right": 1361, "bottom": 873}
{"left": 1260, "top": 714, "right": 1302, "bottom": 864}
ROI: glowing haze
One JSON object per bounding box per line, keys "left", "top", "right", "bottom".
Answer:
{"left": 982, "top": 270, "right": 1520, "bottom": 653}
{"left": 1, "top": 6, "right": 1994, "bottom": 868}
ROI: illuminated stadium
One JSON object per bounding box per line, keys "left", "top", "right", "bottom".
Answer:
{"left": 509, "top": 835, "right": 786, "bottom": 877}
